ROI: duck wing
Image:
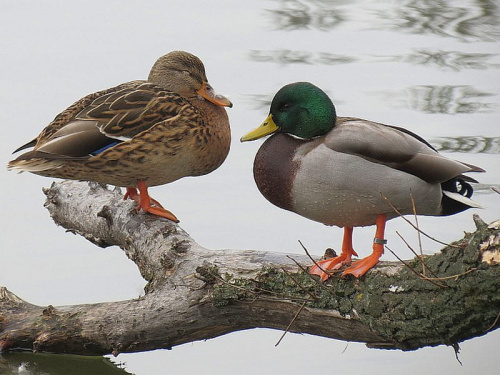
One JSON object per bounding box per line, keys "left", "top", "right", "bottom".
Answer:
{"left": 324, "top": 117, "right": 484, "bottom": 183}
{"left": 14, "top": 81, "right": 191, "bottom": 160}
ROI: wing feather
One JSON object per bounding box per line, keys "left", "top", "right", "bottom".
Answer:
{"left": 324, "top": 118, "right": 484, "bottom": 183}
{"left": 16, "top": 81, "right": 193, "bottom": 159}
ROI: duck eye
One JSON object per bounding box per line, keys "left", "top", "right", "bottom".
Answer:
{"left": 280, "top": 103, "right": 291, "bottom": 112}
{"left": 181, "top": 70, "right": 191, "bottom": 76}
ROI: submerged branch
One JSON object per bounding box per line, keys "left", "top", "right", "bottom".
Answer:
{"left": 1, "top": 181, "right": 499, "bottom": 355}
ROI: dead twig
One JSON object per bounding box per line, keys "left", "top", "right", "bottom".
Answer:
{"left": 452, "top": 343, "right": 463, "bottom": 366}
{"left": 484, "top": 311, "right": 500, "bottom": 333}
{"left": 296, "top": 241, "right": 343, "bottom": 291}
{"left": 275, "top": 301, "right": 307, "bottom": 347}
{"left": 385, "top": 246, "right": 448, "bottom": 288}
{"left": 423, "top": 268, "right": 478, "bottom": 281}
{"left": 207, "top": 269, "right": 312, "bottom": 303}
{"left": 395, "top": 231, "right": 440, "bottom": 279}
{"left": 410, "top": 192, "right": 426, "bottom": 275}
{"left": 388, "top": 243, "right": 478, "bottom": 286}
{"left": 286, "top": 255, "right": 338, "bottom": 296}
{"left": 381, "top": 193, "right": 460, "bottom": 248}
{"left": 298, "top": 239, "right": 329, "bottom": 275}
{"left": 286, "top": 255, "right": 310, "bottom": 275}
{"left": 282, "top": 267, "right": 319, "bottom": 302}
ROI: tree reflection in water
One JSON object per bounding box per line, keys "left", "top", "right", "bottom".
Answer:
{"left": 248, "top": 50, "right": 357, "bottom": 65}
{"left": 378, "top": 50, "right": 500, "bottom": 71}
{"left": 265, "top": 0, "right": 345, "bottom": 30}
{"left": 259, "top": 1, "right": 499, "bottom": 115}
{"left": 266, "top": 0, "right": 499, "bottom": 40}
{"left": 380, "top": 0, "right": 499, "bottom": 41}
{"left": 431, "top": 136, "right": 500, "bottom": 154}
{"left": 405, "top": 85, "right": 495, "bottom": 114}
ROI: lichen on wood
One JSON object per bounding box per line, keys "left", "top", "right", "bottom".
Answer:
{"left": 1, "top": 181, "right": 499, "bottom": 355}
{"left": 203, "top": 214, "right": 500, "bottom": 351}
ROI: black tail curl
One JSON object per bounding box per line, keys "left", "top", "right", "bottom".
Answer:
{"left": 440, "top": 176, "right": 476, "bottom": 216}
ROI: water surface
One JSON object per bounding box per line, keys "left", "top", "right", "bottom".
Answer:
{"left": 1, "top": 1, "right": 499, "bottom": 374}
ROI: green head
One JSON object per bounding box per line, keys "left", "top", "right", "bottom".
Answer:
{"left": 241, "top": 82, "right": 337, "bottom": 142}
{"left": 270, "top": 82, "right": 336, "bottom": 138}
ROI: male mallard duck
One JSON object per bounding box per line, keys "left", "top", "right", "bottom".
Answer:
{"left": 8, "top": 51, "right": 232, "bottom": 222}
{"left": 241, "top": 82, "right": 484, "bottom": 280}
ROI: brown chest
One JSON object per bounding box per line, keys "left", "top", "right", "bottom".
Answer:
{"left": 253, "top": 133, "right": 304, "bottom": 212}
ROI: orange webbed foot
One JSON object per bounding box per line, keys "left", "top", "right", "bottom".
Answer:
{"left": 341, "top": 250, "right": 382, "bottom": 278}
{"left": 124, "top": 182, "right": 179, "bottom": 223}
{"left": 309, "top": 257, "right": 349, "bottom": 282}
{"left": 143, "top": 205, "right": 179, "bottom": 222}
{"left": 309, "top": 227, "right": 357, "bottom": 282}
{"left": 342, "top": 214, "right": 387, "bottom": 278}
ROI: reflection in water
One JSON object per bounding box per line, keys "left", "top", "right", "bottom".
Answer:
{"left": 431, "top": 136, "right": 500, "bottom": 154}
{"left": 400, "top": 85, "right": 495, "bottom": 114}
{"left": 0, "top": 352, "right": 130, "bottom": 375}
{"left": 380, "top": 49, "right": 500, "bottom": 71}
{"left": 249, "top": 50, "right": 356, "bottom": 65}
{"left": 246, "top": 94, "right": 273, "bottom": 111}
{"left": 266, "top": 0, "right": 500, "bottom": 40}
{"left": 251, "top": 49, "right": 499, "bottom": 70}
{"left": 250, "top": 85, "right": 495, "bottom": 115}
{"left": 382, "top": 0, "right": 500, "bottom": 41}
{"left": 266, "top": 0, "right": 345, "bottom": 30}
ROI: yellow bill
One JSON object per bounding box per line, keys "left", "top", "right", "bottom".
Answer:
{"left": 240, "top": 114, "right": 280, "bottom": 142}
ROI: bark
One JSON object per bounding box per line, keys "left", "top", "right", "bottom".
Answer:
{"left": 1, "top": 180, "right": 499, "bottom": 356}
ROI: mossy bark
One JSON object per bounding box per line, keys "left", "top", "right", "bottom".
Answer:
{"left": 206, "top": 218, "right": 499, "bottom": 350}
{"left": 0, "top": 181, "right": 498, "bottom": 355}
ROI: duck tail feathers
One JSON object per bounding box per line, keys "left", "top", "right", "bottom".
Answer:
{"left": 440, "top": 176, "right": 484, "bottom": 215}
{"left": 442, "top": 190, "right": 484, "bottom": 209}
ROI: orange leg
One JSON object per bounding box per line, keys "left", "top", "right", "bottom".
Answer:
{"left": 342, "top": 214, "right": 387, "bottom": 278}
{"left": 309, "top": 227, "right": 359, "bottom": 282}
{"left": 123, "top": 181, "right": 179, "bottom": 222}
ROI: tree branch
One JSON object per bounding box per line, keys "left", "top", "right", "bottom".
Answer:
{"left": 1, "top": 181, "right": 499, "bottom": 355}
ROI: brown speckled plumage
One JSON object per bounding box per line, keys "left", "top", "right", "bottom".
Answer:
{"left": 8, "top": 51, "right": 231, "bottom": 188}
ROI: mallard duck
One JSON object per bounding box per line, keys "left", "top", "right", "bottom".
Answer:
{"left": 8, "top": 51, "right": 232, "bottom": 222}
{"left": 241, "top": 82, "right": 484, "bottom": 280}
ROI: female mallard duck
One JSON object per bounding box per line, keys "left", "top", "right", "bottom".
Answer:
{"left": 8, "top": 51, "right": 232, "bottom": 222}
{"left": 241, "top": 82, "right": 484, "bottom": 280}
